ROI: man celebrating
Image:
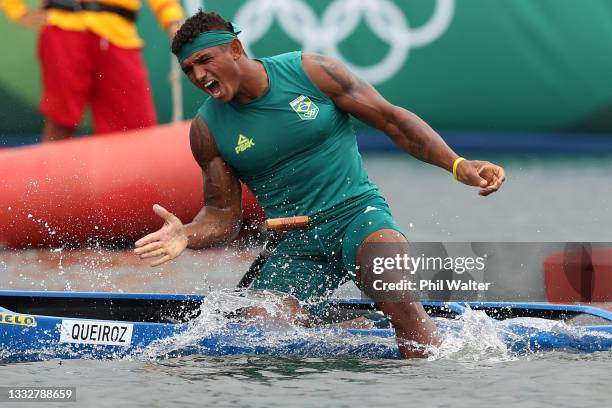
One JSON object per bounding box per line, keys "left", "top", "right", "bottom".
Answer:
{"left": 134, "top": 11, "right": 505, "bottom": 358}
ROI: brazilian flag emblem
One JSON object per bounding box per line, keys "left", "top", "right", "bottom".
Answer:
{"left": 289, "top": 95, "right": 319, "bottom": 120}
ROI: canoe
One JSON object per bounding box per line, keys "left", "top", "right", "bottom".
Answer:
{"left": 1, "top": 291, "right": 611, "bottom": 362}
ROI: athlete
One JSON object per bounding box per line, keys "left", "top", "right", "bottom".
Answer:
{"left": 134, "top": 11, "right": 506, "bottom": 358}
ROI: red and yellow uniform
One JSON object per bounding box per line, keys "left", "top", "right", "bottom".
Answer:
{"left": 0, "top": 0, "right": 184, "bottom": 134}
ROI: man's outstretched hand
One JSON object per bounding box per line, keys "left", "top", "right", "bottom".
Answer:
{"left": 455, "top": 160, "right": 506, "bottom": 196}
{"left": 134, "top": 204, "right": 188, "bottom": 266}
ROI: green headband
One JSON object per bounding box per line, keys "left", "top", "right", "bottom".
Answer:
{"left": 176, "top": 23, "right": 242, "bottom": 65}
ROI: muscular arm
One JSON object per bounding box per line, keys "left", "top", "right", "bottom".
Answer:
{"left": 134, "top": 115, "right": 242, "bottom": 265}
{"left": 184, "top": 115, "right": 243, "bottom": 248}
{"left": 301, "top": 53, "right": 458, "bottom": 171}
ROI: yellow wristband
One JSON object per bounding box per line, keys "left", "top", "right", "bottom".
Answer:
{"left": 452, "top": 157, "right": 466, "bottom": 180}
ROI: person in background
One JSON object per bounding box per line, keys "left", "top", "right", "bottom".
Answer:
{"left": 0, "top": 0, "right": 184, "bottom": 141}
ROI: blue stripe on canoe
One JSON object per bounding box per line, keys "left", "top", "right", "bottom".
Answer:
{"left": 461, "top": 301, "right": 612, "bottom": 321}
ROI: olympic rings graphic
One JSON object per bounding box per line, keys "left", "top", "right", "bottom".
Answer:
{"left": 234, "top": 0, "right": 455, "bottom": 84}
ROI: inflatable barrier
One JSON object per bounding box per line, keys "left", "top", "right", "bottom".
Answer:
{"left": 0, "top": 122, "right": 264, "bottom": 247}
{"left": 544, "top": 247, "right": 612, "bottom": 302}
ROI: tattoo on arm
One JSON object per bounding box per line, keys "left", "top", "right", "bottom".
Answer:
{"left": 312, "top": 54, "right": 368, "bottom": 97}
{"left": 385, "top": 108, "right": 454, "bottom": 169}
{"left": 189, "top": 115, "right": 240, "bottom": 211}
{"left": 186, "top": 115, "right": 243, "bottom": 247}
{"left": 189, "top": 115, "right": 217, "bottom": 169}
{"left": 396, "top": 115, "right": 434, "bottom": 163}
{"left": 306, "top": 53, "right": 456, "bottom": 170}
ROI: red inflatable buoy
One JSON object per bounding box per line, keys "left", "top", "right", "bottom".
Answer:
{"left": 543, "top": 247, "right": 612, "bottom": 302}
{"left": 0, "top": 122, "right": 264, "bottom": 247}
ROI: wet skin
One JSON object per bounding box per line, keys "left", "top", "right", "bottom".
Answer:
{"left": 180, "top": 40, "right": 268, "bottom": 104}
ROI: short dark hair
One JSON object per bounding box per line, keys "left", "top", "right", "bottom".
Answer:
{"left": 171, "top": 10, "right": 232, "bottom": 55}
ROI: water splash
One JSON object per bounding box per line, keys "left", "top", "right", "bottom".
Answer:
{"left": 2, "top": 290, "right": 610, "bottom": 364}
{"left": 138, "top": 289, "right": 399, "bottom": 360}
{"left": 138, "top": 293, "right": 513, "bottom": 362}
{"left": 138, "top": 295, "right": 612, "bottom": 363}
{"left": 430, "top": 307, "right": 512, "bottom": 362}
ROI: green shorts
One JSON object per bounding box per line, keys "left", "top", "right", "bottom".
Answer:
{"left": 251, "top": 191, "right": 404, "bottom": 316}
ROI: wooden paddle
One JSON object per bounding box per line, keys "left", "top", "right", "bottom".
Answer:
{"left": 237, "top": 216, "right": 309, "bottom": 288}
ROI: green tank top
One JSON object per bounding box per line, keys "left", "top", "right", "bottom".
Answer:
{"left": 198, "top": 51, "right": 377, "bottom": 219}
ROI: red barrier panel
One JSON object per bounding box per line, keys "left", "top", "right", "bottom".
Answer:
{"left": 543, "top": 247, "right": 612, "bottom": 302}
{"left": 592, "top": 249, "right": 612, "bottom": 301}
{"left": 0, "top": 122, "right": 264, "bottom": 247}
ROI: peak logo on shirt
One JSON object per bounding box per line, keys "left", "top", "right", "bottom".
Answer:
{"left": 235, "top": 134, "right": 255, "bottom": 154}
{"left": 290, "top": 95, "right": 319, "bottom": 120}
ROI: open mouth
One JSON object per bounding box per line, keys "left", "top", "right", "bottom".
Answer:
{"left": 204, "top": 79, "right": 222, "bottom": 98}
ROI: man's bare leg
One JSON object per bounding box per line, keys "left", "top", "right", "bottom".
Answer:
{"left": 233, "top": 290, "right": 313, "bottom": 327}
{"left": 234, "top": 290, "right": 374, "bottom": 329}
{"left": 356, "top": 229, "right": 440, "bottom": 358}
{"left": 43, "top": 119, "right": 75, "bottom": 142}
